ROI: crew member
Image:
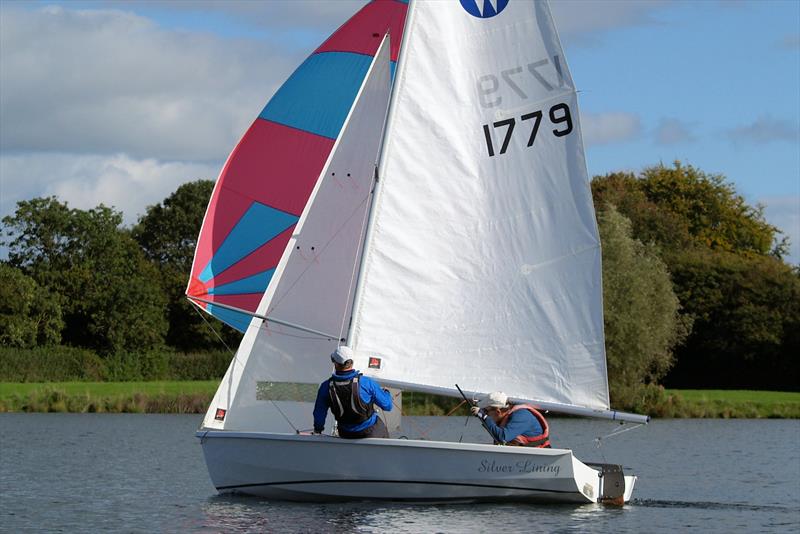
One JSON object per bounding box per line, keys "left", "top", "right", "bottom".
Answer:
{"left": 471, "top": 391, "right": 550, "bottom": 447}
{"left": 313, "top": 346, "right": 393, "bottom": 438}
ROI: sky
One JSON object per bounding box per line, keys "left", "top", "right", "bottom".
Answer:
{"left": 1, "top": 0, "right": 798, "bottom": 262}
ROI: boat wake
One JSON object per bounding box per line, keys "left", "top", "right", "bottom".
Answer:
{"left": 632, "top": 498, "right": 797, "bottom": 513}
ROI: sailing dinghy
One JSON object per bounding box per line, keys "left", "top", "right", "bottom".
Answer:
{"left": 188, "top": 0, "right": 649, "bottom": 504}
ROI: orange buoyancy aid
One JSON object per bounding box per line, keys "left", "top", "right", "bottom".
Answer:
{"left": 498, "top": 404, "right": 550, "bottom": 448}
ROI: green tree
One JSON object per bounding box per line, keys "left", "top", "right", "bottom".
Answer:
{"left": 2, "top": 197, "right": 167, "bottom": 354}
{"left": 593, "top": 162, "right": 781, "bottom": 257}
{"left": 639, "top": 162, "right": 777, "bottom": 255}
{"left": 133, "top": 180, "right": 240, "bottom": 351}
{"left": 667, "top": 249, "right": 800, "bottom": 390}
{"left": 0, "top": 263, "right": 63, "bottom": 348}
{"left": 592, "top": 162, "right": 798, "bottom": 391}
{"left": 598, "top": 206, "right": 690, "bottom": 401}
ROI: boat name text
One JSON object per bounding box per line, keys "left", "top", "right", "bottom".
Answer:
{"left": 477, "top": 459, "right": 560, "bottom": 476}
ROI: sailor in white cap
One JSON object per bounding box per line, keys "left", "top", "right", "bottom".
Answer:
{"left": 312, "top": 346, "right": 393, "bottom": 438}
{"left": 471, "top": 391, "right": 551, "bottom": 447}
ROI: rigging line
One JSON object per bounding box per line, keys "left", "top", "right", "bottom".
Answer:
{"left": 395, "top": 396, "right": 469, "bottom": 441}
{"left": 338, "top": 171, "right": 375, "bottom": 345}
{"left": 393, "top": 395, "right": 430, "bottom": 440}
{"left": 593, "top": 423, "right": 645, "bottom": 448}
{"left": 266, "top": 190, "right": 372, "bottom": 316}
{"left": 190, "top": 301, "right": 299, "bottom": 434}
{"left": 189, "top": 295, "right": 339, "bottom": 340}
{"left": 191, "top": 300, "right": 236, "bottom": 357}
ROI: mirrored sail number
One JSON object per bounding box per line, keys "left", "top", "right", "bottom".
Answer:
{"left": 482, "top": 103, "right": 573, "bottom": 157}
{"left": 477, "top": 56, "right": 567, "bottom": 109}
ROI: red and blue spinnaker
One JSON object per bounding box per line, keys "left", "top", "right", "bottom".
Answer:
{"left": 187, "top": 0, "right": 408, "bottom": 332}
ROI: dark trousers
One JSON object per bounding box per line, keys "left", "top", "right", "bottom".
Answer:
{"left": 338, "top": 417, "right": 389, "bottom": 439}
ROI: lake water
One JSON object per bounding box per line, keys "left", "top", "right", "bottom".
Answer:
{"left": 1, "top": 414, "right": 798, "bottom": 533}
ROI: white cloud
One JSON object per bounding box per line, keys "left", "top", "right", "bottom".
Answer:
{"left": 1, "top": 153, "right": 220, "bottom": 224}
{"left": 761, "top": 195, "right": 800, "bottom": 265}
{"left": 727, "top": 116, "right": 800, "bottom": 145}
{"left": 581, "top": 112, "right": 642, "bottom": 146}
{"left": 0, "top": 5, "right": 299, "bottom": 161}
{"left": 102, "top": 0, "right": 367, "bottom": 33}
{"left": 655, "top": 118, "right": 696, "bottom": 145}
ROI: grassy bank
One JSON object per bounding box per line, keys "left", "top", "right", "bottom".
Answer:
{"left": 654, "top": 389, "right": 800, "bottom": 418}
{"left": 0, "top": 381, "right": 216, "bottom": 413}
{"left": 0, "top": 382, "right": 798, "bottom": 418}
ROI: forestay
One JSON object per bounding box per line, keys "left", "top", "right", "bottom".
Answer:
{"left": 349, "top": 0, "right": 610, "bottom": 412}
{"left": 202, "top": 36, "right": 394, "bottom": 430}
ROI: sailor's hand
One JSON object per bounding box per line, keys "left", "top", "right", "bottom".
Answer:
{"left": 470, "top": 406, "right": 487, "bottom": 420}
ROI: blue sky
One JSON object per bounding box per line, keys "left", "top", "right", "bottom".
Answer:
{"left": 1, "top": 0, "right": 798, "bottom": 261}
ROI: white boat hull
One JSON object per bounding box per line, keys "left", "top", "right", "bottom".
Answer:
{"left": 198, "top": 431, "right": 636, "bottom": 504}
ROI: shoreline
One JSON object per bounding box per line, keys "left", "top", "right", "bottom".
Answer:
{"left": 0, "top": 382, "right": 798, "bottom": 418}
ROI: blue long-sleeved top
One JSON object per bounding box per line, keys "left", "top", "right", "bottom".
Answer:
{"left": 482, "top": 408, "right": 543, "bottom": 444}
{"left": 313, "top": 369, "right": 392, "bottom": 433}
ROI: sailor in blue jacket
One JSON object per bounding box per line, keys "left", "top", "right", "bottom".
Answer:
{"left": 313, "top": 346, "right": 393, "bottom": 439}
{"left": 471, "top": 391, "right": 551, "bottom": 447}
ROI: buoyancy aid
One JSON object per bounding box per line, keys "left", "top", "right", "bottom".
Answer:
{"left": 327, "top": 373, "right": 374, "bottom": 427}
{"left": 498, "top": 404, "right": 551, "bottom": 448}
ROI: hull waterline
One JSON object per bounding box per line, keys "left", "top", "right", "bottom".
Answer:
{"left": 197, "top": 431, "right": 635, "bottom": 504}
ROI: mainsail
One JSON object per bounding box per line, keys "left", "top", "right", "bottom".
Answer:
{"left": 349, "top": 0, "right": 610, "bottom": 413}
{"left": 187, "top": 0, "right": 408, "bottom": 332}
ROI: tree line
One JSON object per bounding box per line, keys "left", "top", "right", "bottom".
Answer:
{"left": 1, "top": 162, "right": 797, "bottom": 397}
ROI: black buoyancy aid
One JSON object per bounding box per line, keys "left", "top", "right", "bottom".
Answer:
{"left": 327, "top": 373, "right": 374, "bottom": 426}
{"left": 498, "top": 404, "right": 551, "bottom": 448}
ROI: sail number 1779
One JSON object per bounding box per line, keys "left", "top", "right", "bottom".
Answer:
{"left": 482, "top": 103, "right": 573, "bottom": 158}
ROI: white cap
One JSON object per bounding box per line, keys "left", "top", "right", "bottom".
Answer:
{"left": 482, "top": 391, "right": 509, "bottom": 409}
{"left": 330, "top": 345, "right": 354, "bottom": 365}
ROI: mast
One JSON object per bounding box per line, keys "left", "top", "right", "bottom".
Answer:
{"left": 346, "top": 3, "right": 417, "bottom": 348}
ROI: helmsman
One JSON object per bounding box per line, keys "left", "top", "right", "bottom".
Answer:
{"left": 471, "top": 391, "right": 551, "bottom": 447}
{"left": 313, "top": 346, "right": 393, "bottom": 438}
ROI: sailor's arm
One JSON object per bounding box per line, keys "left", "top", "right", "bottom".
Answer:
{"left": 480, "top": 411, "right": 534, "bottom": 443}
{"left": 480, "top": 416, "right": 516, "bottom": 443}
{"left": 312, "top": 381, "right": 329, "bottom": 433}
{"left": 365, "top": 377, "right": 393, "bottom": 411}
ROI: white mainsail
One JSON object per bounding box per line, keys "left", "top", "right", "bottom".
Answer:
{"left": 349, "top": 1, "right": 610, "bottom": 413}
{"left": 201, "top": 36, "right": 393, "bottom": 430}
